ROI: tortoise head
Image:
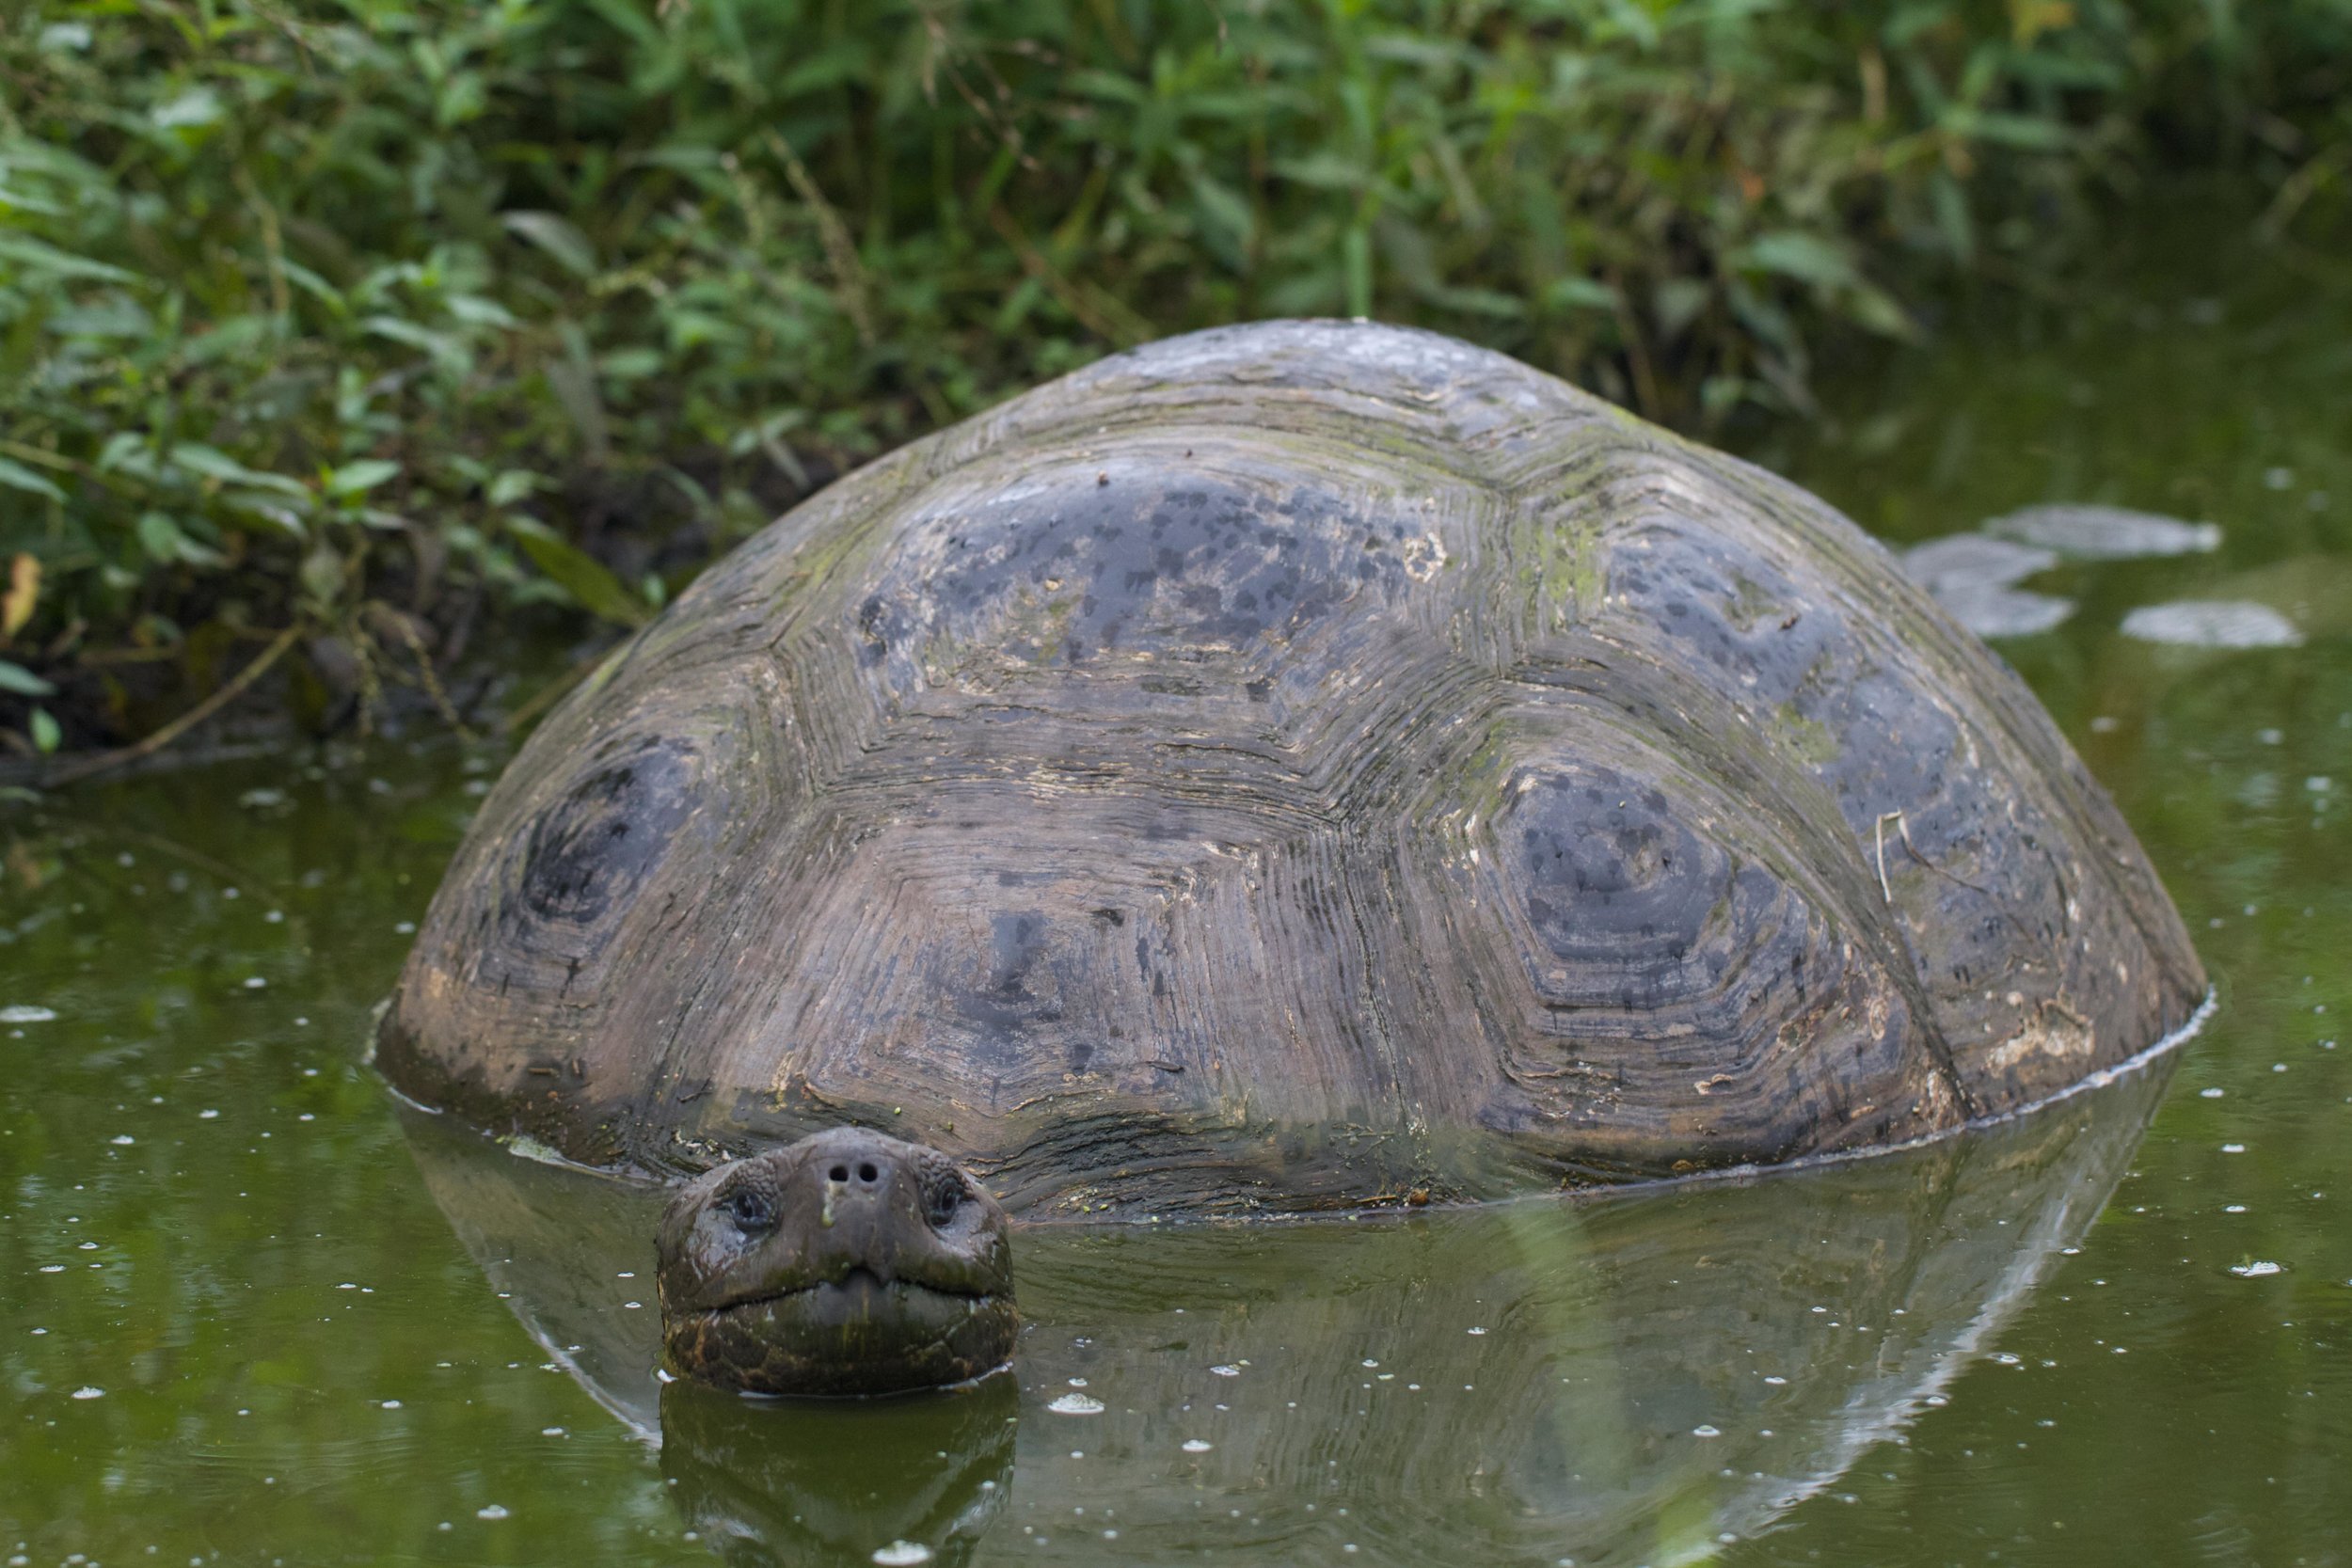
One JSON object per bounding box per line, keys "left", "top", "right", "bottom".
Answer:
{"left": 655, "top": 1128, "right": 1018, "bottom": 1397}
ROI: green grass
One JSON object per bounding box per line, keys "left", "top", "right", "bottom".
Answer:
{"left": 2, "top": 0, "right": 2347, "bottom": 757}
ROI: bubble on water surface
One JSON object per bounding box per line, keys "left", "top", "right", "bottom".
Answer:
{"left": 71, "top": 1387, "right": 103, "bottom": 1400}
{"left": 2231, "top": 1261, "right": 2283, "bottom": 1277}
{"left": 476, "top": 1505, "right": 508, "bottom": 1521}
{"left": 1208, "top": 1365, "right": 1239, "bottom": 1377}
{"left": 1692, "top": 1425, "right": 1721, "bottom": 1437}
{"left": 0, "top": 1006, "right": 56, "bottom": 1023}
{"left": 871, "top": 1543, "right": 932, "bottom": 1566}
{"left": 1182, "top": 1439, "right": 1213, "bottom": 1452}
{"left": 2121, "top": 600, "right": 2302, "bottom": 649}
{"left": 1047, "top": 1393, "right": 1104, "bottom": 1415}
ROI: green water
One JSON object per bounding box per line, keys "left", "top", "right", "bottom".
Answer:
{"left": 6, "top": 209, "right": 2350, "bottom": 1567}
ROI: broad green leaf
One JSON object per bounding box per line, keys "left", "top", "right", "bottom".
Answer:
{"left": 298, "top": 543, "right": 344, "bottom": 606}
{"left": 1737, "top": 231, "right": 1860, "bottom": 290}
{"left": 0, "top": 457, "right": 65, "bottom": 503}
{"left": 362, "top": 315, "right": 469, "bottom": 371}
{"left": 29, "top": 707, "right": 60, "bottom": 754}
{"left": 168, "top": 443, "right": 310, "bottom": 498}
{"left": 137, "top": 511, "right": 187, "bottom": 562}
{"left": 501, "top": 211, "right": 598, "bottom": 278}
{"left": 487, "top": 469, "right": 545, "bottom": 507}
{"left": 1654, "top": 277, "right": 1713, "bottom": 338}
{"left": 0, "top": 658, "right": 55, "bottom": 698}
{"left": 0, "top": 234, "right": 140, "bottom": 285}
{"left": 1545, "top": 277, "right": 1620, "bottom": 312}
{"left": 151, "top": 87, "right": 225, "bottom": 131}
{"left": 447, "top": 293, "right": 520, "bottom": 328}
{"left": 219, "top": 491, "right": 310, "bottom": 537}
{"left": 1425, "top": 284, "right": 1527, "bottom": 320}
{"left": 326, "top": 459, "right": 402, "bottom": 498}
{"left": 507, "top": 517, "right": 648, "bottom": 627}
{"left": 1845, "top": 282, "right": 1919, "bottom": 341}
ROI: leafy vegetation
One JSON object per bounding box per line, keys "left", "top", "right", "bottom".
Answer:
{"left": 2, "top": 0, "right": 2347, "bottom": 761}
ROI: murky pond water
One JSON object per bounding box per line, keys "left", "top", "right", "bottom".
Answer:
{"left": 7, "top": 208, "right": 2349, "bottom": 1567}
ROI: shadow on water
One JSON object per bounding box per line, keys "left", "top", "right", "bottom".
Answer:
{"left": 399, "top": 1046, "right": 2175, "bottom": 1568}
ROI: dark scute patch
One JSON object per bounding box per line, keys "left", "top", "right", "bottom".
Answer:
{"left": 951, "top": 910, "right": 1069, "bottom": 1056}
{"left": 989, "top": 911, "right": 1046, "bottom": 1000}
{"left": 869, "top": 472, "right": 1413, "bottom": 668}
{"left": 510, "top": 741, "right": 696, "bottom": 931}
{"left": 1506, "top": 770, "right": 1715, "bottom": 970}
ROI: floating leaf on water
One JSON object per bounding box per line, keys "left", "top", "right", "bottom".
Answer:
{"left": 1899, "top": 538, "right": 2074, "bottom": 637}
{"left": 2230, "top": 1260, "right": 2284, "bottom": 1277}
{"left": 1935, "top": 583, "right": 2076, "bottom": 639}
{"left": 0, "top": 1006, "right": 57, "bottom": 1023}
{"left": 2121, "top": 600, "right": 2303, "bottom": 649}
{"left": 1983, "top": 505, "right": 2221, "bottom": 560}
{"left": 1046, "top": 1393, "right": 1104, "bottom": 1415}
{"left": 1902, "top": 534, "right": 2059, "bottom": 593}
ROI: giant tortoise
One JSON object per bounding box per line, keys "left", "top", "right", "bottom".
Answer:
{"left": 376, "top": 321, "right": 2206, "bottom": 1396}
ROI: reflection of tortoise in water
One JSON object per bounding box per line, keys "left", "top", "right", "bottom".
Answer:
{"left": 376, "top": 321, "right": 2205, "bottom": 1395}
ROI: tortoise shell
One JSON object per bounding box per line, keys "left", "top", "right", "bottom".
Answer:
{"left": 377, "top": 322, "right": 2204, "bottom": 1216}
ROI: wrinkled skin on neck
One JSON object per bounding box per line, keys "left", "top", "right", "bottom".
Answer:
{"left": 655, "top": 1128, "right": 1017, "bottom": 1397}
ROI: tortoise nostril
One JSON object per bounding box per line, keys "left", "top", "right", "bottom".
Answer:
{"left": 828, "top": 1164, "right": 849, "bottom": 1182}
{"left": 857, "top": 1162, "right": 879, "bottom": 1184}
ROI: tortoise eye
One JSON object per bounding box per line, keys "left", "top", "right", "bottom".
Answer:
{"left": 925, "top": 1174, "right": 963, "bottom": 1229}
{"left": 722, "top": 1186, "right": 777, "bottom": 1233}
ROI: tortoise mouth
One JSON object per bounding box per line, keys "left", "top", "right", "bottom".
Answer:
{"left": 665, "top": 1269, "right": 1019, "bottom": 1398}
{"left": 701, "top": 1265, "right": 999, "bottom": 1319}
